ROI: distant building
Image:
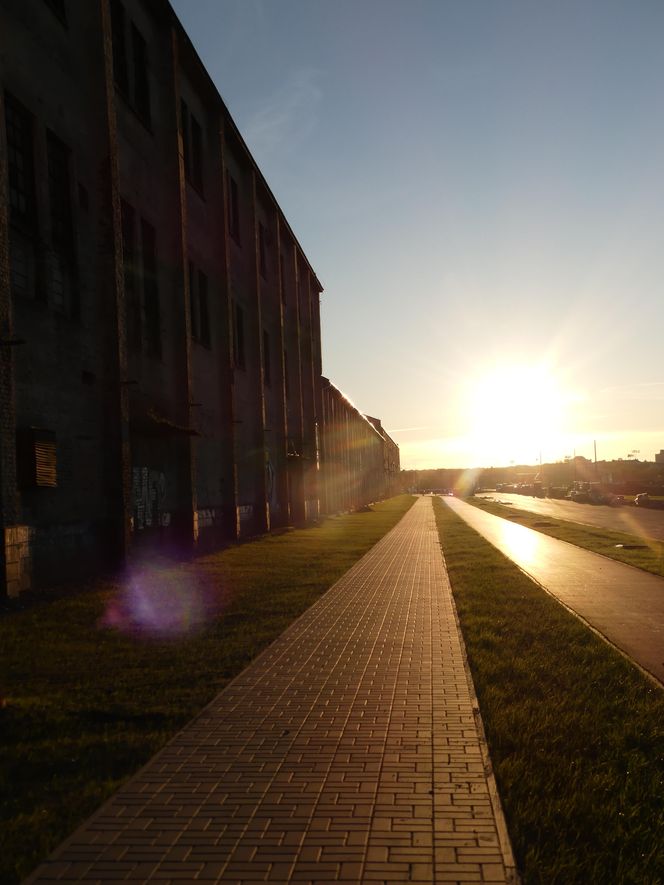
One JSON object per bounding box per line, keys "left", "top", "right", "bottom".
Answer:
{"left": 0, "top": 0, "right": 395, "bottom": 595}
{"left": 656, "top": 450, "right": 664, "bottom": 464}
{"left": 320, "top": 381, "right": 400, "bottom": 514}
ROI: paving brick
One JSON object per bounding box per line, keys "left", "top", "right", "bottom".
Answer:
{"left": 26, "top": 498, "right": 515, "bottom": 884}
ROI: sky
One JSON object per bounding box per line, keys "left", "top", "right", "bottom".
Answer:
{"left": 170, "top": 0, "right": 664, "bottom": 470}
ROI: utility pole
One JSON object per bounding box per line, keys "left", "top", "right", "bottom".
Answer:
{"left": 594, "top": 440, "right": 598, "bottom": 478}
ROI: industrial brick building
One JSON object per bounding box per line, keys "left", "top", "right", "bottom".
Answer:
{"left": 0, "top": 0, "right": 399, "bottom": 596}
{"left": 320, "top": 379, "right": 400, "bottom": 514}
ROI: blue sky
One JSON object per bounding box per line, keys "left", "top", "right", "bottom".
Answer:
{"left": 171, "top": 0, "right": 664, "bottom": 468}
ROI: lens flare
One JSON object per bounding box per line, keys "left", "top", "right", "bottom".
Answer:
{"left": 100, "top": 562, "right": 215, "bottom": 638}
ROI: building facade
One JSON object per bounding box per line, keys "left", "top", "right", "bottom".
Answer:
{"left": 0, "top": 0, "right": 396, "bottom": 596}
{"left": 320, "top": 379, "right": 400, "bottom": 515}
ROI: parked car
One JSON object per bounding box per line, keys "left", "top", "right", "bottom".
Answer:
{"left": 635, "top": 493, "right": 650, "bottom": 506}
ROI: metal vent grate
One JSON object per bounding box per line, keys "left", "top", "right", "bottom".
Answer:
{"left": 17, "top": 428, "right": 57, "bottom": 489}
{"left": 34, "top": 437, "right": 57, "bottom": 487}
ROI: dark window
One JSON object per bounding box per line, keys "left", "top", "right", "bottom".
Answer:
{"left": 47, "top": 131, "right": 77, "bottom": 314}
{"left": 188, "top": 259, "right": 196, "bottom": 335}
{"left": 132, "top": 24, "right": 151, "bottom": 123}
{"left": 258, "top": 223, "right": 267, "bottom": 279}
{"left": 9, "top": 237, "right": 32, "bottom": 298}
{"left": 78, "top": 183, "right": 89, "bottom": 210}
{"left": 227, "top": 173, "right": 240, "bottom": 245}
{"left": 180, "top": 99, "right": 190, "bottom": 173}
{"left": 141, "top": 219, "right": 161, "bottom": 358}
{"left": 5, "top": 93, "right": 36, "bottom": 228}
{"left": 263, "top": 330, "right": 271, "bottom": 386}
{"left": 232, "top": 301, "right": 245, "bottom": 369}
{"left": 43, "top": 0, "right": 67, "bottom": 23}
{"left": 47, "top": 131, "right": 73, "bottom": 251}
{"left": 198, "top": 269, "right": 210, "bottom": 347}
{"left": 110, "top": 0, "right": 129, "bottom": 95}
{"left": 181, "top": 100, "right": 204, "bottom": 193}
{"left": 121, "top": 199, "right": 141, "bottom": 352}
{"left": 188, "top": 260, "right": 210, "bottom": 347}
{"left": 190, "top": 114, "right": 203, "bottom": 192}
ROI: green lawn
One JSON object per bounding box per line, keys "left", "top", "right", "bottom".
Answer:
{"left": 470, "top": 496, "right": 664, "bottom": 577}
{"left": 434, "top": 497, "right": 664, "bottom": 885}
{"left": 0, "top": 495, "right": 415, "bottom": 884}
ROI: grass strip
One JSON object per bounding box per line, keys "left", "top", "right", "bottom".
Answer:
{"left": 434, "top": 497, "right": 664, "bottom": 885}
{"left": 469, "top": 496, "right": 664, "bottom": 578}
{"left": 0, "top": 494, "right": 415, "bottom": 884}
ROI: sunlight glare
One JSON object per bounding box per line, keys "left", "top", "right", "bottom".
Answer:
{"left": 462, "top": 363, "right": 575, "bottom": 465}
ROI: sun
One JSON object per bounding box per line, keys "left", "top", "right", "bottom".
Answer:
{"left": 462, "top": 363, "right": 572, "bottom": 465}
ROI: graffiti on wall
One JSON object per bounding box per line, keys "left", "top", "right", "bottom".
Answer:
{"left": 132, "top": 467, "right": 170, "bottom": 531}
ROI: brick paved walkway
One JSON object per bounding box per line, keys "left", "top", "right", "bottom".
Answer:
{"left": 28, "top": 497, "right": 516, "bottom": 884}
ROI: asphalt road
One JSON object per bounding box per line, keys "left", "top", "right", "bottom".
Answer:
{"left": 445, "top": 497, "right": 664, "bottom": 685}
{"left": 475, "top": 492, "right": 664, "bottom": 541}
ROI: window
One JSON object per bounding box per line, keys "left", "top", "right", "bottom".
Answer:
{"left": 188, "top": 261, "right": 210, "bottom": 348}
{"left": 121, "top": 199, "right": 141, "bottom": 352}
{"left": 9, "top": 239, "right": 31, "bottom": 297}
{"left": 180, "top": 100, "right": 190, "bottom": 173}
{"left": 47, "top": 132, "right": 73, "bottom": 251}
{"left": 110, "top": 0, "right": 129, "bottom": 95}
{"left": 6, "top": 97, "right": 37, "bottom": 298}
{"left": 190, "top": 115, "right": 203, "bottom": 192}
{"left": 141, "top": 219, "right": 161, "bottom": 358}
{"left": 110, "top": 1, "right": 150, "bottom": 126}
{"left": 181, "top": 99, "right": 204, "bottom": 193}
{"left": 5, "top": 93, "right": 36, "bottom": 229}
{"left": 227, "top": 172, "right": 240, "bottom": 245}
{"left": 232, "top": 301, "right": 245, "bottom": 369}
{"left": 258, "top": 223, "right": 267, "bottom": 279}
{"left": 198, "top": 270, "right": 210, "bottom": 347}
{"left": 47, "top": 131, "right": 77, "bottom": 314}
{"left": 132, "top": 24, "right": 151, "bottom": 124}
{"left": 263, "top": 330, "right": 271, "bottom": 387}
